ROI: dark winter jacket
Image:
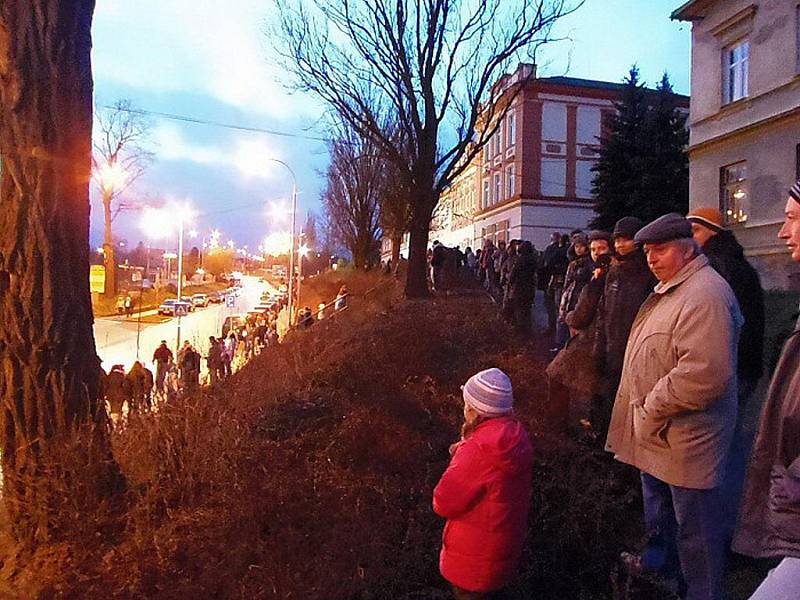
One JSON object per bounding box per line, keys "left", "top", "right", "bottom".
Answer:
{"left": 702, "top": 231, "right": 765, "bottom": 382}
{"left": 507, "top": 250, "right": 538, "bottom": 304}
{"left": 558, "top": 254, "right": 593, "bottom": 321}
{"left": 598, "top": 249, "right": 656, "bottom": 377}
{"left": 734, "top": 317, "right": 800, "bottom": 559}
{"left": 105, "top": 370, "right": 129, "bottom": 414}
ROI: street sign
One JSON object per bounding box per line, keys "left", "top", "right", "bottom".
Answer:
{"left": 225, "top": 294, "right": 235, "bottom": 308}
{"left": 175, "top": 304, "right": 188, "bottom": 317}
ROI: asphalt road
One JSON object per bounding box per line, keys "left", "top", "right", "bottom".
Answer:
{"left": 93, "top": 275, "right": 271, "bottom": 371}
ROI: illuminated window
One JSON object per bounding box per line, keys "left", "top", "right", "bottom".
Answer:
{"left": 719, "top": 162, "right": 748, "bottom": 224}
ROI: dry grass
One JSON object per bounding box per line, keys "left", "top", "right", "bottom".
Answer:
{"left": 1, "top": 269, "right": 748, "bottom": 599}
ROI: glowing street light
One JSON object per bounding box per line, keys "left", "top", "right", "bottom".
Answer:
{"left": 140, "top": 201, "right": 196, "bottom": 352}
{"left": 96, "top": 161, "right": 128, "bottom": 194}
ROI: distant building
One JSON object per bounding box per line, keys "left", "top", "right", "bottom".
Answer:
{"left": 428, "top": 63, "right": 688, "bottom": 252}
{"left": 673, "top": 0, "right": 800, "bottom": 288}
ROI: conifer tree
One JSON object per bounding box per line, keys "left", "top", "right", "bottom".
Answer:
{"left": 590, "top": 68, "right": 689, "bottom": 229}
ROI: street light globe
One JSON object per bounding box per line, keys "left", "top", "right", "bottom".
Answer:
{"left": 97, "top": 161, "right": 127, "bottom": 193}
{"left": 298, "top": 243, "right": 310, "bottom": 258}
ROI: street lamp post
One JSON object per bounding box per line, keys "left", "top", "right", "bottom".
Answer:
{"left": 176, "top": 217, "right": 185, "bottom": 352}
{"left": 266, "top": 159, "right": 298, "bottom": 325}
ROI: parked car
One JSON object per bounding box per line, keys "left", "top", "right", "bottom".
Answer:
{"left": 158, "top": 299, "right": 193, "bottom": 316}
{"left": 222, "top": 315, "right": 246, "bottom": 339}
{"left": 208, "top": 290, "right": 225, "bottom": 304}
{"left": 191, "top": 293, "right": 209, "bottom": 308}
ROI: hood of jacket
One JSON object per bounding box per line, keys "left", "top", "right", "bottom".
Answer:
{"left": 470, "top": 417, "right": 533, "bottom": 473}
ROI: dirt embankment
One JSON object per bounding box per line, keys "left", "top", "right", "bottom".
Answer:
{"left": 2, "top": 270, "right": 683, "bottom": 599}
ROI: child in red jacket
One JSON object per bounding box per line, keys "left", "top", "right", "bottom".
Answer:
{"left": 433, "top": 368, "right": 533, "bottom": 599}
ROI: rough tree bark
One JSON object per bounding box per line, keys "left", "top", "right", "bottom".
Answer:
{"left": 0, "top": 0, "right": 123, "bottom": 547}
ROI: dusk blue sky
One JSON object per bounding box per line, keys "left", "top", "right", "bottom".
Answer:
{"left": 91, "top": 0, "right": 691, "bottom": 251}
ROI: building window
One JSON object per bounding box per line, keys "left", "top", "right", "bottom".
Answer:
{"left": 506, "top": 165, "right": 515, "bottom": 198}
{"left": 496, "top": 220, "right": 509, "bottom": 244}
{"left": 494, "top": 173, "right": 502, "bottom": 203}
{"left": 482, "top": 179, "right": 490, "bottom": 208}
{"left": 506, "top": 110, "right": 516, "bottom": 148}
{"left": 719, "top": 162, "right": 748, "bottom": 224}
{"left": 723, "top": 40, "right": 749, "bottom": 104}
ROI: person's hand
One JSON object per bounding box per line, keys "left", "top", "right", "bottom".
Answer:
{"left": 592, "top": 268, "right": 603, "bottom": 280}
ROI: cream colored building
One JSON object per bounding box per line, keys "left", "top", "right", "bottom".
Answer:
{"left": 673, "top": 0, "right": 800, "bottom": 288}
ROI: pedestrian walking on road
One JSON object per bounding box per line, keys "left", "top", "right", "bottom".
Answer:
{"left": 733, "top": 182, "right": 800, "bottom": 598}
{"left": 433, "top": 368, "right": 533, "bottom": 600}
{"left": 605, "top": 213, "right": 742, "bottom": 600}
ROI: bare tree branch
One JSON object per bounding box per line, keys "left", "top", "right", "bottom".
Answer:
{"left": 272, "top": 0, "right": 584, "bottom": 296}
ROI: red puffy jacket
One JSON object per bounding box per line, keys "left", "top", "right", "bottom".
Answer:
{"left": 433, "top": 416, "right": 533, "bottom": 593}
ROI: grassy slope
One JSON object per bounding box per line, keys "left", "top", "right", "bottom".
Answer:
{"left": 2, "top": 270, "right": 774, "bottom": 599}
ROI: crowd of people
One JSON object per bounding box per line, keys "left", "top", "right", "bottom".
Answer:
{"left": 431, "top": 181, "right": 800, "bottom": 599}
{"left": 101, "top": 284, "right": 352, "bottom": 423}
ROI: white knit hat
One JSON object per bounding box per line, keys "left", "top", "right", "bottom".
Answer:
{"left": 462, "top": 368, "right": 514, "bottom": 417}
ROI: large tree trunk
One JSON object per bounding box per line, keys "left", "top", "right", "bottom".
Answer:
{"left": 0, "top": 0, "right": 123, "bottom": 548}
{"left": 102, "top": 190, "right": 117, "bottom": 297}
{"left": 403, "top": 183, "right": 436, "bottom": 298}
{"left": 404, "top": 213, "right": 432, "bottom": 298}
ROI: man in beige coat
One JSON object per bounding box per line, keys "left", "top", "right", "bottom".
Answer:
{"left": 606, "top": 213, "right": 742, "bottom": 600}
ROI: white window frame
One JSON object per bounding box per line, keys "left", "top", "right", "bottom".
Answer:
{"left": 494, "top": 173, "right": 502, "bottom": 203}
{"left": 506, "top": 110, "right": 516, "bottom": 148}
{"left": 482, "top": 179, "right": 490, "bottom": 208}
{"left": 723, "top": 39, "right": 749, "bottom": 104}
{"left": 506, "top": 165, "right": 515, "bottom": 198}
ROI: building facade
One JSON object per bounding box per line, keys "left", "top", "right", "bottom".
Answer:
{"left": 428, "top": 64, "right": 688, "bottom": 254}
{"left": 673, "top": 0, "right": 800, "bottom": 288}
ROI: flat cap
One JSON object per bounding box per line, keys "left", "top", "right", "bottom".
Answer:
{"left": 634, "top": 213, "right": 693, "bottom": 244}
{"left": 613, "top": 216, "right": 644, "bottom": 240}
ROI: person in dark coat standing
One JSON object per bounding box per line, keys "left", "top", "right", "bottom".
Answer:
{"left": 126, "top": 361, "right": 154, "bottom": 414}
{"left": 688, "top": 207, "right": 766, "bottom": 541}
{"left": 592, "top": 217, "right": 656, "bottom": 433}
{"left": 153, "top": 340, "right": 173, "bottom": 395}
{"left": 733, "top": 183, "right": 800, "bottom": 597}
{"left": 555, "top": 233, "right": 591, "bottom": 349}
{"left": 507, "top": 241, "right": 538, "bottom": 335}
{"left": 687, "top": 208, "right": 765, "bottom": 403}
{"left": 540, "top": 232, "right": 564, "bottom": 332}
{"left": 105, "top": 364, "right": 129, "bottom": 422}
